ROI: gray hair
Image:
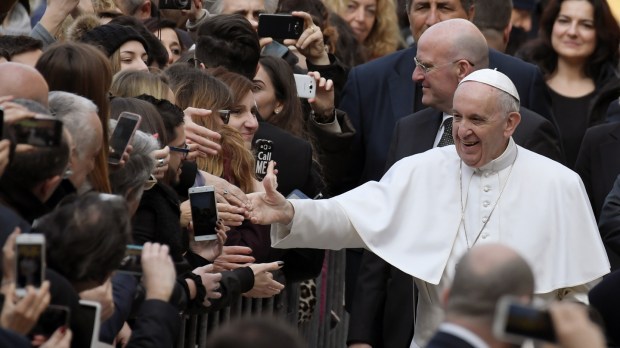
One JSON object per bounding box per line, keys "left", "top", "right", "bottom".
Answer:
{"left": 494, "top": 88, "right": 520, "bottom": 117}
{"left": 48, "top": 91, "right": 99, "bottom": 160}
{"left": 208, "top": 0, "right": 278, "bottom": 14}
{"left": 12, "top": 98, "right": 50, "bottom": 115}
{"left": 446, "top": 247, "right": 534, "bottom": 323}
{"left": 108, "top": 121, "right": 158, "bottom": 198}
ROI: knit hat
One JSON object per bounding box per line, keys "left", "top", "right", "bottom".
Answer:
{"left": 80, "top": 24, "right": 148, "bottom": 57}
{"left": 459, "top": 68, "right": 520, "bottom": 102}
{"left": 513, "top": 0, "right": 536, "bottom": 12}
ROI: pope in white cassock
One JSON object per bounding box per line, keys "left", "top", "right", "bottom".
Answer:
{"left": 249, "top": 69, "right": 610, "bottom": 347}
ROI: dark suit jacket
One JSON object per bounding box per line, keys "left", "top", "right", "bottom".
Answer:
{"left": 347, "top": 107, "right": 562, "bottom": 348}
{"left": 426, "top": 330, "right": 477, "bottom": 348}
{"left": 575, "top": 122, "right": 620, "bottom": 221}
{"left": 254, "top": 121, "right": 323, "bottom": 197}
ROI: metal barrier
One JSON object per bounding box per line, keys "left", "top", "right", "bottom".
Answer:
{"left": 176, "top": 250, "right": 348, "bottom": 348}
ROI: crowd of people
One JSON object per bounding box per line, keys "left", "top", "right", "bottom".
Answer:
{"left": 0, "top": 0, "right": 619, "bottom": 347}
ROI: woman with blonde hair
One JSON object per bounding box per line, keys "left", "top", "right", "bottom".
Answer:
{"left": 323, "top": 0, "right": 401, "bottom": 60}
{"left": 110, "top": 69, "right": 176, "bottom": 104}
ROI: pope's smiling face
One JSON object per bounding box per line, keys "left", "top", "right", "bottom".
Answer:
{"left": 452, "top": 82, "right": 520, "bottom": 168}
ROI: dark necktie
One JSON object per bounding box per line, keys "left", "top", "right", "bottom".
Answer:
{"left": 437, "top": 117, "right": 454, "bottom": 147}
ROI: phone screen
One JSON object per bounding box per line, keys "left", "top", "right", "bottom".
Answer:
{"left": 505, "top": 303, "right": 556, "bottom": 342}
{"left": 12, "top": 118, "right": 63, "bottom": 147}
{"left": 16, "top": 243, "right": 44, "bottom": 290}
{"left": 117, "top": 245, "right": 143, "bottom": 275}
{"left": 79, "top": 302, "right": 100, "bottom": 347}
{"left": 190, "top": 189, "right": 218, "bottom": 240}
{"left": 109, "top": 114, "right": 139, "bottom": 163}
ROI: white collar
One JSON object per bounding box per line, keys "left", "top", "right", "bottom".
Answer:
{"left": 438, "top": 322, "right": 490, "bottom": 348}
{"left": 473, "top": 137, "right": 517, "bottom": 174}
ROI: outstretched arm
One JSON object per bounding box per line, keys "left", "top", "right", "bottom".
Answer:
{"left": 249, "top": 161, "right": 295, "bottom": 226}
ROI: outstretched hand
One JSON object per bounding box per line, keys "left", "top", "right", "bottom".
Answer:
{"left": 248, "top": 161, "right": 294, "bottom": 226}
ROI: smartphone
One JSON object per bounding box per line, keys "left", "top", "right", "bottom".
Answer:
{"left": 189, "top": 186, "right": 218, "bottom": 241}
{"left": 29, "top": 305, "right": 70, "bottom": 339}
{"left": 262, "top": 41, "right": 289, "bottom": 58}
{"left": 258, "top": 14, "right": 304, "bottom": 39}
{"left": 254, "top": 139, "right": 273, "bottom": 181}
{"left": 493, "top": 296, "right": 556, "bottom": 344}
{"left": 117, "top": 245, "right": 143, "bottom": 275}
{"left": 158, "top": 0, "right": 191, "bottom": 10}
{"left": 294, "top": 74, "right": 316, "bottom": 99}
{"left": 79, "top": 300, "right": 101, "bottom": 348}
{"left": 15, "top": 234, "right": 45, "bottom": 297}
{"left": 11, "top": 116, "right": 63, "bottom": 147}
{"left": 108, "top": 112, "right": 141, "bottom": 165}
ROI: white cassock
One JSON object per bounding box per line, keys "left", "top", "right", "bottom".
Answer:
{"left": 270, "top": 138, "right": 610, "bottom": 347}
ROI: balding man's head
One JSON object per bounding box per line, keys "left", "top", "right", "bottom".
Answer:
{"left": 0, "top": 63, "right": 49, "bottom": 107}
{"left": 445, "top": 244, "right": 534, "bottom": 323}
{"left": 418, "top": 19, "right": 489, "bottom": 69}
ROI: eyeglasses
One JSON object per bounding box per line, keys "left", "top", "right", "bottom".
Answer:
{"left": 413, "top": 57, "right": 475, "bottom": 74}
{"left": 218, "top": 110, "right": 230, "bottom": 124}
{"left": 169, "top": 143, "right": 189, "bottom": 159}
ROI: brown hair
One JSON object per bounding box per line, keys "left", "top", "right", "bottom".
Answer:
{"left": 36, "top": 42, "right": 113, "bottom": 193}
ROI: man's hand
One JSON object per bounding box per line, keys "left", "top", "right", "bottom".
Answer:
{"left": 249, "top": 161, "right": 294, "bottom": 225}
{"left": 183, "top": 107, "right": 222, "bottom": 157}
{"left": 283, "top": 11, "right": 330, "bottom": 65}
{"left": 150, "top": 146, "right": 170, "bottom": 180}
{"left": 141, "top": 243, "right": 176, "bottom": 302}
{"left": 213, "top": 246, "right": 255, "bottom": 272}
{"left": 79, "top": 278, "right": 114, "bottom": 321}
{"left": 243, "top": 262, "right": 284, "bottom": 298}
{"left": 548, "top": 302, "right": 605, "bottom": 348}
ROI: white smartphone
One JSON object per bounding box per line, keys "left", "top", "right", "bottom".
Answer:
{"left": 188, "top": 185, "right": 218, "bottom": 241}
{"left": 79, "top": 300, "right": 102, "bottom": 348}
{"left": 108, "top": 111, "right": 142, "bottom": 165}
{"left": 493, "top": 295, "right": 556, "bottom": 344}
{"left": 294, "top": 74, "right": 316, "bottom": 99}
{"left": 15, "top": 233, "right": 45, "bottom": 297}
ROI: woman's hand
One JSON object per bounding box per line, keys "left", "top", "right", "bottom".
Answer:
{"left": 283, "top": 11, "right": 330, "bottom": 65}
{"left": 307, "top": 71, "right": 335, "bottom": 122}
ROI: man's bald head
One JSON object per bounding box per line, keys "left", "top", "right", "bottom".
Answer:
{"left": 418, "top": 18, "right": 489, "bottom": 69}
{"left": 445, "top": 244, "right": 534, "bottom": 323}
{"left": 0, "top": 63, "right": 49, "bottom": 107}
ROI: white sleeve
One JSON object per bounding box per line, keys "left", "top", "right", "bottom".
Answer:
{"left": 271, "top": 199, "right": 367, "bottom": 250}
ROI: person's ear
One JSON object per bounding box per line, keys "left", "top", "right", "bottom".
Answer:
{"left": 274, "top": 101, "right": 284, "bottom": 114}
{"left": 140, "top": 1, "right": 152, "bottom": 18}
{"left": 504, "top": 111, "right": 521, "bottom": 137}
{"left": 502, "top": 23, "right": 513, "bottom": 51}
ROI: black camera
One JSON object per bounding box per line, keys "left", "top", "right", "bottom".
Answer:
{"left": 158, "top": 0, "right": 191, "bottom": 10}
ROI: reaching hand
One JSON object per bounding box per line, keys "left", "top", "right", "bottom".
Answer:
{"left": 244, "top": 262, "right": 285, "bottom": 298}
{"left": 150, "top": 146, "right": 170, "bottom": 180}
{"left": 248, "top": 161, "right": 294, "bottom": 225}
{"left": 183, "top": 107, "right": 222, "bottom": 157}
{"left": 189, "top": 222, "right": 227, "bottom": 261}
{"left": 213, "top": 246, "right": 255, "bottom": 272}
{"left": 283, "top": 11, "right": 330, "bottom": 65}
{"left": 307, "top": 71, "right": 335, "bottom": 121}
{"left": 200, "top": 171, "right": 251, "bottom": 210}
{"left": 215, "top": 202, "right": 246, "bottom": 227}
{"left": 141, "top": 243, "right": 176, "bottom": 302}
{"left": 192, "top": 265, "right": 222, "bottom": 307}
{"left": 1, "top": 282, "right": 51, "bottom": 335}
{"left": 548, "top": 302, "right": 605, "bottom": 348}
{"left": 40, "top": 326, "right": 72, "bottom": 348}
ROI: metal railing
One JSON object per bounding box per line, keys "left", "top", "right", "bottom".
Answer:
{"left": 176, "top": 250, "right": 348, "bottom": 348}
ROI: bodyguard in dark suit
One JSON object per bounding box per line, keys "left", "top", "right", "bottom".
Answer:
{"left": 346, "top": 17, "right": 559, "bottom": 348}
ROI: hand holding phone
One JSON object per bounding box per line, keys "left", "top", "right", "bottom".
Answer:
{"left": 15, "top": 234, "right": 45, "bottom": 297}
{"left": 29, "top": 305, "right": 70, "bottom": 339}
{"left": 189, "top": 186, "right": 218, "bottom": 241}
{"left": 109, "top": 112, "right": 141, "bottom": 165}
{"left": 294, "top": 74, "right": 316, "bottom": 99}
{"left": 117, "top": 245, "right": 143, "bottom": 275}
{"left": 11, "top": 116, "right": 63, "bottom": 147}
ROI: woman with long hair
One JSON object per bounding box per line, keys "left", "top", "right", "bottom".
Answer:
{"left": 518, "top": 0, "right": 620, "bottom": 167}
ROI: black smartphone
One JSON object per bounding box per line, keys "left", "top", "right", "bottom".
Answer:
{"left": 108, "top": 111, "right": 141, "bottom": 165}
{"left": 258, "top": 14, "right": 304, "bottom": 39}
{"left": 158, "top": 0, "right": 191, "bottom": 10}
{"left": 188, "top": 185, "right": 218, "bottom": 241}
{"left": 29, "top": 305, "right": 70, "bottom": 339}
{"left": 79, "top": 300, "right": 101, "bottom": 348}
{"left": 493, "top": 296, "right": 556, "bottom": 343}
{"left": 254, "top": 139, "right": 273, "bottom": 181}
{"left": 117, "top": 245, "right": 143, "bottom": 275}
{"left": 15, "top": 234, "right": 45, "bottom": 297}
{"left": 11, "top": 116, "right": 63, "bottom": 147}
